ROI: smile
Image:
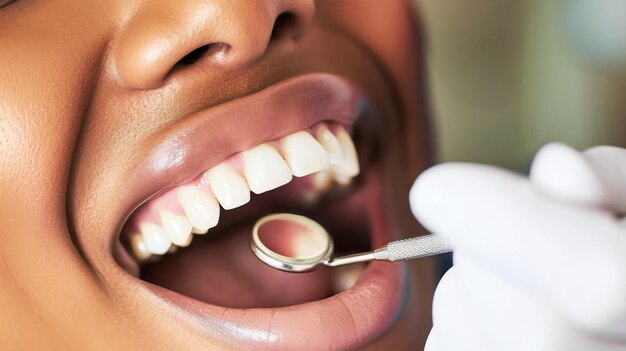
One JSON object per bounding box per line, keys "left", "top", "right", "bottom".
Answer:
{"left": 124, "top": 121, "right": 359, "bottom": 261}
{"left": 111, "top": 73, "right": 406, "bottom": 350}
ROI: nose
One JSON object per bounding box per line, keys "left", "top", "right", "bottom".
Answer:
{"left": 114, "top": 0, "right": 315, "bottom": 90}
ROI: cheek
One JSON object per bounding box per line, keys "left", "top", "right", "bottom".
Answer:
{"left": 316, "top": 0, "right": 430, "bottom": 172}
{"left": 0, "top": 42, "right": 89, "bottom": 230}
{"left": 0, "top": 0, "right": 121, "bottom": 337}
{"left": 317, "top": 0, "right": 424, "bottom": 92}
{"left": 0, "top": 0, "right": 116, "bottom": 216}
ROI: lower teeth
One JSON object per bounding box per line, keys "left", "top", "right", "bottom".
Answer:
{"left": 331, "top": 261, "right": 366, "bottom": 294}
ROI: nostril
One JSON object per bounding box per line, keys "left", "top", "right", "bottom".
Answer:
{"left": 170, "top": 11, "right": 301, "bottom": 74}
{"left": 175, "top": 43, "right": 230, "bottom": 66}
{"left": 271, "top": 12, "right": 299, "bottom": 41}
{"left": 178, "top": 45, "right": 210, "bottom": 66}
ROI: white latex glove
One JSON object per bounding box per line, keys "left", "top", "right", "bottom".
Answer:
{"left": 410, "top": 143, "right": 626, "bottom": 351}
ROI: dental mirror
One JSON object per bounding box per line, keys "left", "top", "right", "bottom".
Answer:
{"left": 251, "top": 213, "right": 453, "bottom": 273}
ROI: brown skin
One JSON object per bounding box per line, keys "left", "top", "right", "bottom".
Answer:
{"left": 0, "top": 0, "right": 435, "bottom": 349}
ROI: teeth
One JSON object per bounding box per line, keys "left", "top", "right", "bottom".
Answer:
{"left": 242, "top": 144, "right": 292, "bottom": 194}
{"left": 205, "top": 163, "right": 251, "bottom": 210}
{"left": 316, "top": 124, "right": 345, "bottom": 164}
{"left": 128, "top": 124, "right": 362, "bottom": 262}
{"left": 140, "top": 223, "right": 171, "bottom": 255}
{"left": 129, "top": 233, "right": 152, "bottom": 262}
{"left": 179, "top": 186, "right": 220, "bottom": 233}
{"left": 312, "top": 169, "right": 333, "bottom": 192}
{"left": 302, "top": 169, "right": 333, "bottom": 205}
{"left": 179, "top": 232, "right": 193, "bottom": 247}
{"left": 159, "top": 211, "right": 193, "bottom": 247}
{"left": 331, "top": 262, "right": 366, "bottom": 294}
{"left": 331, "top": 126, "right": 360, "bottom": 182}
{"left": 280, "top": 131, "right": 329, "bottom": 177}
{"left": 191, "top": 227, "right": 207, "bottom": 234}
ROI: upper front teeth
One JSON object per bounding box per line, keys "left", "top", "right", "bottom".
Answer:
{"left": 127, "top": 124, "right": 361, "bottom": 261}
{"left": 242, "top": 144, "right": 293, "bottom": 194}
{"left": 280, "top": 130, "right": 330, "bottom": 177}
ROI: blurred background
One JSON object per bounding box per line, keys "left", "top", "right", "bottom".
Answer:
{"left": 412, "top": 0, "right": 626, "bottom": 172}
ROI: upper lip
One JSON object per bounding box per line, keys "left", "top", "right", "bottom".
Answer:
{"left": 105, "top": 72, "right": 406, "bottom": 349}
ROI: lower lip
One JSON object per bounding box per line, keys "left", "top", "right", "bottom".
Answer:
{"left": 147, "top": 260, "right": 404, "bottom": 349}
{"left": 142, "top": 168, "right": 407, "bottom": 349}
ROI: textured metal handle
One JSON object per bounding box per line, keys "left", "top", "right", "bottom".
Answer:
{"left": 379, "top": 234, "right": 453, "bottom": 262}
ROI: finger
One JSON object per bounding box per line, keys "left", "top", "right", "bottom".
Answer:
{"left": 454, "top": 253, "right": 622, "bottom": 351}
{"left": 431, "top": 267, "right": 485, "bottom": 351}
{"left": 424, "top": 329, "right": 440, "bottom": 351}
{"left": 530, "top": 143, "right": 626, "bottom": 213}
{"left": 411, "top": 163, "right": 626, "bottom": 336}
{"left": 583, "top": 146, "right": 626, "bottom": 213}
{"left": 530, "top": 142, "right": 609, "bottom": 208}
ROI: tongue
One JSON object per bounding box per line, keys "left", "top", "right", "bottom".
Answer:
{"left": 141, "top": 224, "right": 332, "bottom": 308}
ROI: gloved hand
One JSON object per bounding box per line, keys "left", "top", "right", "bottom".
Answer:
{"left": 409, "top": 143, "right": 626, "bottom": 351}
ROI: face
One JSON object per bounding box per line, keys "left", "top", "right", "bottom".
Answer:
{"left": 0, "top": 0, "right": 435, "bottom": 349}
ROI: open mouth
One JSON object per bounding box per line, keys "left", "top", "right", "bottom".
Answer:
{"left": 112, "top": 73, "right": 406, "bottom": 349}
